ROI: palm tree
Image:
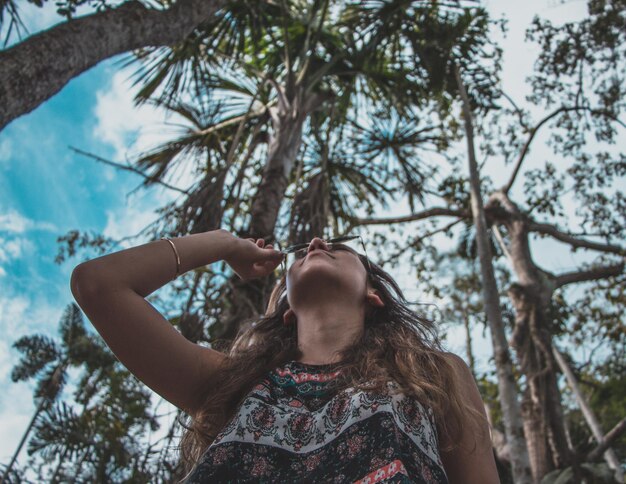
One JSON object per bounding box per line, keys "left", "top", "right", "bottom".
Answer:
{"left": 30, "top": 366, "right": 156, "bottom": 482}
{"left": 113, "top": 0, "right": 489, "bottom": 344}
{"left": 2, "top": 303, "right": 88, "bottom": 481}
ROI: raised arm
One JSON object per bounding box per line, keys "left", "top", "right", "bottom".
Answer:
{"left": 70, "top": 229, "right": 283, "bottom": 416}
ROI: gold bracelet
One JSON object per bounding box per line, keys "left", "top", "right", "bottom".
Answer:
{"left": 161, "top": 237, "right": 181, "bottom": 278}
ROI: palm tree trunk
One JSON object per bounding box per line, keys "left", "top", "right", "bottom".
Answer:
{"left": 1, "top": 397, "right": 48, "bottom": 482}
{"left": 454, "top": 64, "right": 532, "bottom": 484}
{"left": 0, "top": 0, "right": 225, "bottom": 131}
{"left": 214, "top": 87, "right": 324, "bottom": 342}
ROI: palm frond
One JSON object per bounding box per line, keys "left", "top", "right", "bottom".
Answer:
{"left": 28, "top": 401, "right": 85, "bottom": 461}
{"left": 0, "top": 0, "right": 28, "bottom": 47}
{"left": 11, "top": 335, "right": 60, "bottom": 382}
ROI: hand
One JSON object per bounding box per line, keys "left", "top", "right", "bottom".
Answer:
{"left": 225, "top": 236, "right": 284, "bottom": 281}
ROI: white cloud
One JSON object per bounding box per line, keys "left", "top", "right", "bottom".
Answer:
{"left": 0, "top": 237, "right": 33, "bottom": 263}
{"left": 0, "top": 210, "right": 57, "bottom": 234}
{"left": 93, "top": 71, "right": 173, "bottom": 157}
{"left": 102, "top": 201, "right": 164, "bottom": 248}
{"left": 93, "top": 70, "right": 202, "bottom": 195}
{"left": 0, "top": 211, "right": 57, "bottom": 275}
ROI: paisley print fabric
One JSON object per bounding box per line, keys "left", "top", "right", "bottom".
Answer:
{"left": 183, "top": 361, "right": 448, "bottom": 483}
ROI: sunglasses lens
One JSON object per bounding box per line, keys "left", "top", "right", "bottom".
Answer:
{"left": 282, "top": 236, "right": 368, "bottom": 271}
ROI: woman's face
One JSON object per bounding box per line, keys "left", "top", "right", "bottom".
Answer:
{"left": 285, "top": 237, "right": 369, "bottom": 306}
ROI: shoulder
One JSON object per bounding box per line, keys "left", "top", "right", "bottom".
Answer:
{"left": 439, "top": 352, "right": 480, "bottom": 403}
{"left": 437, "top": 353, "right": 500, "bottom": 483}
{"left": 440, "top": 351, "right": 473, "bottom": 380}
{"left": 440, "top": 351, "right": 468, "bottom": 367}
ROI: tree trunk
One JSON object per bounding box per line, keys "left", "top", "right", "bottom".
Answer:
{"left": 462, "top": 309, "right": 476, "bottom": 376}
{"left": 211, "top": 88, "right": 320, "bottom": 343}
{"left": 454, "top": 65, "right": 533, "bottom": 484}
{"left": 485, "top": 190, "right": 574, "bottom": 482}
{"left": 0, "top": 0, "right": 225, "bottom": 131}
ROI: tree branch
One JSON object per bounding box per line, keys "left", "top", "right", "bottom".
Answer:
{"left": 69, "top": 147, "right": 190, "bottom": 195}
{"left": 499, "top": 90, "right": 530, "bottom": 131}
{"left": 529, "top": 221, "right": 626, "bottom": 256}
{"left": 346, "top": 207, "right": 469, "bottom": 228}
{"left": 0, "top": 0, "right": 225, "bottom": 131}
{"left": 587, "top": 418, "right": 626, "bottom": 462}
{"left": 554, "top": 262, "right": 624, "bottom": 289}
{"left": 195, "top": 103, "right": 272, "bottom": 136}
{"left": 378, "top": 218, "right": 465, "bottom": 266}
{"left": 502, "top": 106, "right": 626, "bottom": 195}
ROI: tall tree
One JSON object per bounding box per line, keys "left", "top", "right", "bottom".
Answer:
{"left": 346, "top": 1, "right": 625, "bottom": 481}
{"left": 95, "top": 0, "right": 491, "bottom": 347}
{"left": 455, "top": 65, "right": 534, "bottom": 484}
{"left": 2, "top": 303, "right": 91, "bottom": 481}
{"left": 17, "top": 1, "right": 619, "bottom": 482}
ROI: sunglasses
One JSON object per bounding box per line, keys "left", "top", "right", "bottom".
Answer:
{"left": 276, "top": 235, "right": 372, "bottom": 274}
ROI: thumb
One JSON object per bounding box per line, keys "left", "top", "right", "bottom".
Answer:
{"left": 256, "top": 245, "right": 284, "bottom": 260}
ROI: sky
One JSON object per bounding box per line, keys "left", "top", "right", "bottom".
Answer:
{"left": 0, "top": 0, "right": 600, "bottom": 474}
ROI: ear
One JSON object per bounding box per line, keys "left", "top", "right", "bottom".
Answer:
{"left": 366, "top": 289, "right": 385, "bottom": 307}
{"left": 283, "top": 307, "right": 297, "bottom": 325}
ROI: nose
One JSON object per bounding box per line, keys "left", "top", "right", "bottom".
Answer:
{"left": 307, "top": 237, "right": 330, "bottom": 254}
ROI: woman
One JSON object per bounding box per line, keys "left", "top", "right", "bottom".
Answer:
{"left": 70, "top": 229, "right": 500, "bottom": 483}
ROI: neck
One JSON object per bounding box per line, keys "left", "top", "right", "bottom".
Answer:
{"left": 294, "top": 303, "right": 364, "bottom": 365}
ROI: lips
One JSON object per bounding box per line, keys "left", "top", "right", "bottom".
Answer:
{"left": 301, "top": 250, "right": 334, "bottom": 265}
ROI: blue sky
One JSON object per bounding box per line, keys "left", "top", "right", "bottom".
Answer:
{"left": 0, "top": 0, "right": 597, "bottom": 471}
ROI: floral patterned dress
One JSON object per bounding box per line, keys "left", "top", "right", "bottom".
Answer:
{"left": 183, "top": 360, "right": 448, "bottom": 483}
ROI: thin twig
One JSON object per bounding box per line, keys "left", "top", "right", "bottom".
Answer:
{"left": 69, "top": 147, "right": 190, "bottom": 194}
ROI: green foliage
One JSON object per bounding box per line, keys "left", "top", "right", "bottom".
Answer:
{"left": 541, "top": 463, "right": 617, "bottom": 484}
{"left": 8, "top": 303, "right": 162, "bottom": 481}
{"left": 15, "top": 0, "right": 624, "bottom": 481}
{"left": 11, "top": 335, "right": 60, "bottom": 383}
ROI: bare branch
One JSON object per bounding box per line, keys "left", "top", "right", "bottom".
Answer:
{"left": 502, "top": 106, "right": 626, "bottom": 195}
{"left": 529, "top": 222, "right": 626, "bottom": 256}
{"left": 499, "top": 90, "right": 530, "bottom": 131}
{"left": 347, "top": 207, "right": 469, "bottom": 228}
{"left": 554, "top": 262, "right": 624, "bottom": 289}
{"left": 554, "top": 347, "right": 623, "bottom": 477}
{"left": 378, "top": 218, "right": 465, "bottom": 266}
{"left": 587, "top": 418, "right": 626, "bottom": 462}
{"left": 69, "top": 147, "right": 190, "bottom": 195}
